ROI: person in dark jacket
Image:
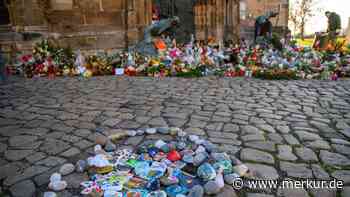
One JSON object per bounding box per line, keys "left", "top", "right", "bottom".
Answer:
{"left": 325, "top": 11, "right": 342, "bottom": 45}
{"left": 0, "top": 46, "right": 6, "bottom": 82}
{"left": 254, "top": 11, "right": 279, "bottom": 42}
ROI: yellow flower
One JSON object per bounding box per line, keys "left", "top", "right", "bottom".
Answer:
{"left": 83, "top": 70, "right": 93, "bottom": 78}
{"left": 63, "top": 69, "right": 70, "bottom": 75}
{"left": 150, "top": 59, "right": 160, "bottom": 66}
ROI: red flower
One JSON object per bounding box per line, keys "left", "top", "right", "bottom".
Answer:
{"left": 21, "top": 55, "right": 32, "bottom": 63}
{"left": 159, "top": 70, "right": 166, "bottom": 77}
{"left": 34, "top": 63, "right": 44, "bottom": 74}
{"left": 224, "top": 71, "right": 237, "bottom": 77}
{"left": 239, "top": 70, "right": 245, "bottom": 76}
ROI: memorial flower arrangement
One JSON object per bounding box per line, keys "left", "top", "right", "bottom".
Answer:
{"left": 18, "top": 39, "right": 76, "bottom": 78}
{"left": 14, "top": 39, "right": 350, "bottom": 80}
{"left": 20, "top": 54, "right": 36, "bottom": 78}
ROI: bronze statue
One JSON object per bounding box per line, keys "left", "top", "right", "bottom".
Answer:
{"left": 135, "top": 16, "right": 180, "bottom": 56}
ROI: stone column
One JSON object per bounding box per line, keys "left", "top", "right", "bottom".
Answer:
{"left": 216, "top": 0, "right": 224, "bottom": 45}
{"left": 233, "top": 0, "right": 240, "bottom": 43}
{"left": 134, "top": 0, "right": 152, "bottom": 42}
{"left": 205, "top": 0, "right": 209, "bottom": 40}
{"left": 144, "top": 0, "right": 152, "bottom": 26}
{"left": 123, "top": 0, "right": 129, "bottom": 50}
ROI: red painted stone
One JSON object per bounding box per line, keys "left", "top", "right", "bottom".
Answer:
{"left": 167, "top": 150, "right": 181, "bottom": 162}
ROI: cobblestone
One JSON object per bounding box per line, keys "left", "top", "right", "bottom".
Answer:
{"left": 240, "top": 148, "right": 275, "bottom": 164}
{"left": 1, "top": 77, "right": 350, "bottom": 196}
{"left": 280, "top": 162, "right": 313, "bottom": 179}
{"left": 277, "top": 145, "right": 297, "bottom": 161}
{"left": 311, "top": 164, "right": 330, "bottom": 180}
{"left": 5, "top": 150, "right": 34, "bottom": 161}
{"left": 245, "top": 163, "right": 279, "bottom": 180}
{"left": 9, "top": 180, "right": 36, "bottom": 197}
{"left": 320, "top": 150, "right": 350, "bottom": 166}
{"left": 331, "top": 170, "right": 350, "bottom": 184}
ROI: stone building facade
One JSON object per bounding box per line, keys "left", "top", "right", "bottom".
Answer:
{"left": 153, "top": 0, "right": 240, "bottom": 44}
{"left": 0, "top": 0, "right": 288, "bottom": 52}
{"left": 153, "top": 0, "right": 196, "bottom": 43}
{"left": 194, "top": 0, "right": 240, "bottom": 44}
{"left": 1, "top": 0, "right": 153, "bottom": 51}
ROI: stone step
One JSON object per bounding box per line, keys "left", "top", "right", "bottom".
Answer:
{"left": 0, "top": 32, "right": 23, "bottom": 42}
{"left": 0, "top": 25, "right": 12, "bottom": 33}
{"left": 17, "top": 42, "right": 35, "bottom": 51}
{"left": 23, "top": 26, "right": 48, "bottom": 33}
{"left": 75, "top": 24, "right": 123, "bottom": 33}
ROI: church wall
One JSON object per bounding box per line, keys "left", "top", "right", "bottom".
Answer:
{"left": 194, "top": 0, "right": 240, "bottom": 44}
{"left": 1, "top": 0, "right": 290, "bottom": 52}
{"left": 3, "top": 0, "right": 153, "bottom": 51}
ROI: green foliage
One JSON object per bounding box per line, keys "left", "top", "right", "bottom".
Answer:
{"left": 146, "top": 66, "right": 161, "bottom": 74}
{"left": 33, "top": 39, "right": 76, "bottom": 70}
{"left": 214, "top": 69, "right": 225, "bottom": 77}
{"left": 176, "top": 67, "right": 203, "bottom": 77}
{"left": 254, "top": 69, "right": 300, "bottom": 80}
{"left": 271, "top": 33, "right": 283, "bottom": 51}
{"left": 345, "top": 44, "right": 350, "bottom": 55}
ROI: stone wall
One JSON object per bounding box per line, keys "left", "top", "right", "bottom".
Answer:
{"left": 1, "top": 0, "right": 153, "bottom": 52}
{"left": 194, "top": 0, "right": 240, "bottom": 44}
{"left": 1, "top": 0, "right": 289, "bottom": 52}
{"left": 153, "top": 0, "right": 196, "bottom": 43}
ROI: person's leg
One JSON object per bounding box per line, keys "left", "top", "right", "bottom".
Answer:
{"left": 254, "top": 22, "right": 260, "bottom": 42}
{"left": 0, "top": 63, "right": 5, "bottom": 82}
{"left": 267, "top": 21, "right": 273, "bottom": 39}
{"left": 0, "top": 52, "right": 5, "bottom": 82}
{"left": 328, "top": 31, "right": 336, "bottom": 47}
{"left": 312, "top": 33, "right": 319, "bottom": 49}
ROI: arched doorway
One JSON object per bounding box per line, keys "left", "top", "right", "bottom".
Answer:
{"left": 0, "top": 0, "right": 10, "bottom": 25}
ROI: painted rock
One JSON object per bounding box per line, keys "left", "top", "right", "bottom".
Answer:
{"left": 48, "top": 181, "right": 67, "bottom": 191}
{"left": 233, "top": 164, "right": 249, "bottom": 177}
{"left": 95, "top": 135, "right": 108, "bottom": 146}
{"left": 146, "top": 128, "right": 157, "bottom": 134}
{"left": 204, "top": 180, "right": 222, "bottom": 195}
{"left": 157, "top": 127, "right": 170, "bottom": 134}
{"left": 147, "top": 190, "right": 167, "bottom": 197}
{"left": 213, "top": 160, "right": 233, "bottom": 175}
{"left": 167, "top": 150, "right": 182, "bottom": 162}
{"left": 193, "top": 152, "right": 208, "bottom": 166}
{"left": 76, "top": 160, "right": 87, "bottom": 173}
{"left": 197, "top": 163, "right": 216, "bottom": 181}
{"left": 148, "top": 147, "right": 159, "bottom": 158}
{"left": 155, "top": 140, "right": 167, "bottom": 149}
{"left": 187, "top": 185, "right": 204, "bottom": 197}
{"left": 59, "top": 163, "right": 75, "bottom": 176}
{"left": 165, "top": 185, "right": 188, "bottom": 197}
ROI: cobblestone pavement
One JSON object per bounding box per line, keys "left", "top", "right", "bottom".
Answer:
{"left": 1, "top": 76, "right": 350, "bottom": 197}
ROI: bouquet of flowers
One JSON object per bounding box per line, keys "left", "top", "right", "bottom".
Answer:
{"left": 19, "top": 54, "right": 36, "bottom": 78}
{"left": 33, "top": 39, "right": 76, "bottom": 76}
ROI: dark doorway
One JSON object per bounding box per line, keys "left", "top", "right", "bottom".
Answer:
{"left": 0, "top": 1, "right": 10, "bottom": 25}
{"left": 153, "top": 0, "right": 195, "bottom": 43}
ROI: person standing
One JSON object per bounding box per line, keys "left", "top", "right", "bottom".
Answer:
{"left": 325, "top": 11, "right": 342, "bottom": 46}
{"left": 0, "top": 45, "right": 6, "bottom": 82}
{"left": 254, "top": 11, "right": 279, "bottom": 42}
